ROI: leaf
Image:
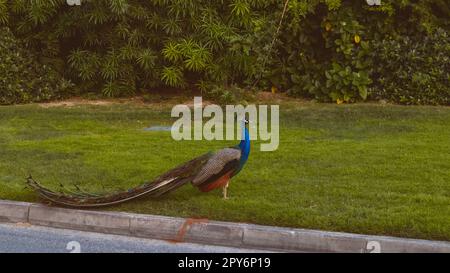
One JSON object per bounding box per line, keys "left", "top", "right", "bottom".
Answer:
{"left": 230, "top": 1, "right": 250, "bottom": 17}
{"left": 161, "top": 67, "right": 184, "bottom": 87}
{"left": 136, "top": 49, "right": 156, "bottom": 71}
{"left": 162, "top": 42, "right": 182, "bottom": 62}
{"left": 109, "top": 0, "right": 129, "bottom": 15}
{"left": 358, "top": 86, "right": 368, "bottom": 100}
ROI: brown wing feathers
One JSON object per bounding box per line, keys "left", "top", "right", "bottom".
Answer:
{"left": 192, "top": 148, "right": 241, "bottom": 186}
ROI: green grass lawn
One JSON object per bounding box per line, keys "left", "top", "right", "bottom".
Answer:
{"left": 0, "top": 102, "right": 449, "bottom": 241}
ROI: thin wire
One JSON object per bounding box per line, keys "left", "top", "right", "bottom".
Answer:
{"left": 252, "top": 0, "right": 290, "bottom": 89}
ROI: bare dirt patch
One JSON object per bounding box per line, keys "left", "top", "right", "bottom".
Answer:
{"left": 38, "top": 98, "right": 123, "bottom": 108}
{"left": 36, "top": 92, "right": 308, "bottom": 109}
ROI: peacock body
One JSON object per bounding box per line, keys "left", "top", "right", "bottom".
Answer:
{"left": 27, "top": 119, "right": 251, "bottom": 207}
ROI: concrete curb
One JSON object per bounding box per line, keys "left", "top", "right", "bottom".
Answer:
{"left": 0, "top": 199, "right": 449, "bottom": 253}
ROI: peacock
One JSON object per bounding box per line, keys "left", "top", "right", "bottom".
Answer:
{"left": 26, "top": 118, "right": 251, "bottom": 208}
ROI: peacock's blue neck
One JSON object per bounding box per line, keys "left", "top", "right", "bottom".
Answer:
{"left": 234, "top": 124, "right": 250, "bottom": 176}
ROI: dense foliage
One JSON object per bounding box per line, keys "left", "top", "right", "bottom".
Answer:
{"left": 278, "top": 0, "right": 449, "bottom": 104}
{"left": 369, "top": 29, "right": 449, "bottom": 105}
{"left": 0, "top": 0, "right": 449, "bottom": 104}
{"left": 0, "top": 27, "right": 72, "bottom": 105}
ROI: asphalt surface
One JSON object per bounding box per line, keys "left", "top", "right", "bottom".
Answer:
{"left": 0, "top": 223, "right": 268, "bottom": 253}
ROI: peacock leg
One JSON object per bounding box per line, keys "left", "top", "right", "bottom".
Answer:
{"left": 222, "top": 182, "right": 229, "bottom": 199}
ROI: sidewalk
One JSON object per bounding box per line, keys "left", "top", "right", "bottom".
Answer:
{"left": 1, "top": 199, "right": 449, "bottom": 253}
{"left": 0, "top": 222, "right": 268, "bottom": 253}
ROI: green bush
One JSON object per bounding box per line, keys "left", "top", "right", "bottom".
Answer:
{"left": 203, "top": 84, "right": 255, "bottom": 105}
{"left": 3, "top": 0, "right": 276, "bottom": 98}
{"left": 369, "top": 29, "right": 450, "bottom": 105}
{"left": 1, "top": 0, "right": 449, "bottom": 105}
{"left": 282, "top": 0, "right": 449, "bottom": 104}
{"left": 0, "top": 27, "right": 72, "bottom": 105}
{"left": 283, "top": 3, "right": 374, "bottom": 103}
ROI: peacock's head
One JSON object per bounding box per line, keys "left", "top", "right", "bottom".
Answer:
{"left": 240, "top": 116, "right": 249, "bottom": 129}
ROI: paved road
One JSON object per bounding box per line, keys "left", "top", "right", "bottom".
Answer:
{"left": 0, "top": 223, "right": 268, "bottom": 253}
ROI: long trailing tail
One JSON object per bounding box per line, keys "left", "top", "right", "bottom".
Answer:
{"left": 26, "top": 153, "right": 211, "bottom": 208}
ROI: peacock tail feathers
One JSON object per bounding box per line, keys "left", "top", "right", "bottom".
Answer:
{"left": 26, "top": 152, "right": 212, "bottom": 208}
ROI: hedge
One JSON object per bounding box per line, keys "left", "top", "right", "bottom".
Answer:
{"left": 0, "top": 27, "right": 72, "bottom": 105}
{"left": 0, "top": 0, "right": 449, "bottom": 105}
